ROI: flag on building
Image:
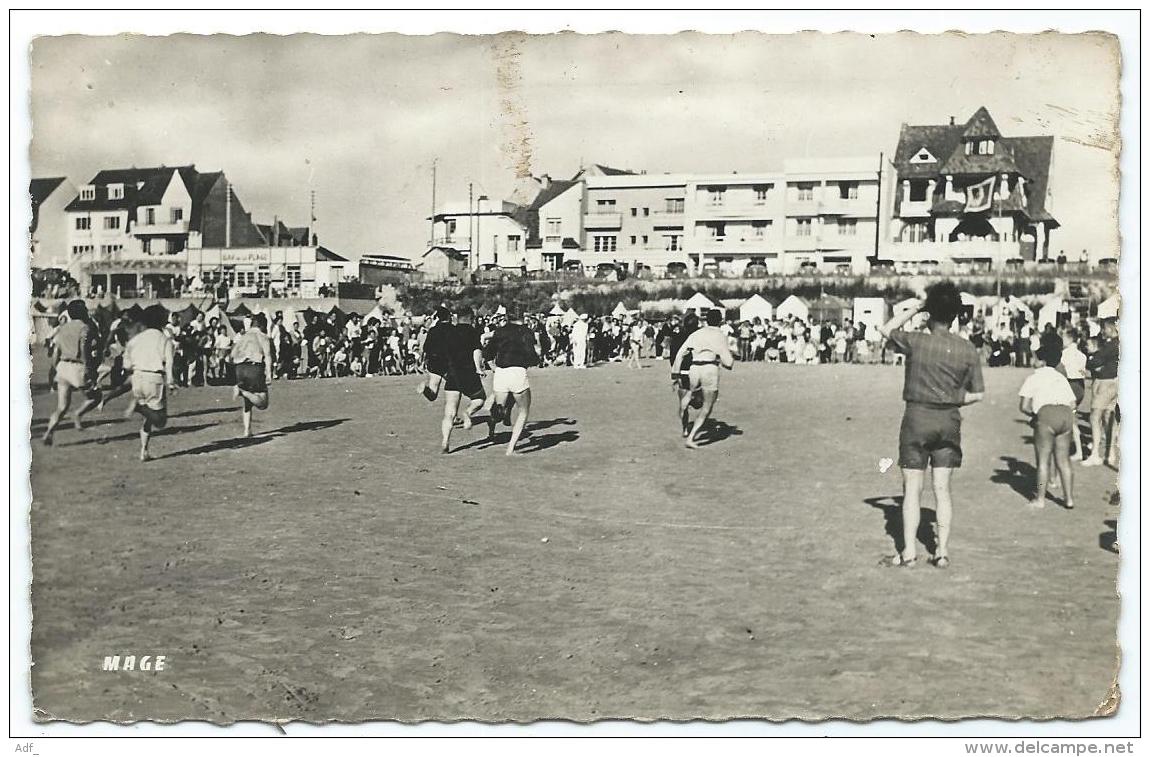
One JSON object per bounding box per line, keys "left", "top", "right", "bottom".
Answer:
{"left": 964, "top": 176, "right": 997, "bottom": 213}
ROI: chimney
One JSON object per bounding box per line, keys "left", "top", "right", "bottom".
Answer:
{"left": 949, "top": 115, "right": 956, "bottom": 126}
{"left": 540, "top": 174, "right": 552, "bottom": 189}
{"left": 478, "top": 195, "right": 489, "bottom": 213}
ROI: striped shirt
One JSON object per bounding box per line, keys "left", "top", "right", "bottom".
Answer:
{"left": 888, "top": 328, "right": 984, "bottom": 408}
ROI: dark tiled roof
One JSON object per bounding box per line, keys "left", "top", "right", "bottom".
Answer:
{"left": 962, "top": 106, "right": 1001, "bottom": 139}
{"left": 938, "top": 145, "right": 1020, "bottom": 176}
{"left": 315, "top": 246, "right": 348, "bottom": 262}
{"left": 562, "top": 237, "right": 581, "bottom": 250}
{"left": 189, "top": 171, "right": 222, "bottom": 229}
{"left": 65, "top": 165, "right": 197, "bottom": 213}
{"left": 594, "top": 164, "right": 637, "bottom": 176}
{"left": 30, "top": 177, "right": 66, "bottom": 231}
{"left": 527, "top": 180, "right": 578, "bottom": 211}
{"left": 1009, "top": 135, "right": 1057, "bottom": 225}
{"left": 893, "top": 123, "right": 964, "bottom": 179}
{"left": 423, "top": 246, "right": 468, "bottom": 261}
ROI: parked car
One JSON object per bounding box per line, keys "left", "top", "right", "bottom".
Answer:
{"left": 664, "top": 262, "right": 689, "bottom": 279}
{"left": 743, "top": 262, "right": 769, "bottom": 278}
{"left": 700, "top": 262, "right": 721, "bottom": 278}
{"left": 594, "top": 263, "right": 624, "bottom": 281}
{"left": 561, "top": 259, "right": 584, "bottom": 274}
{"left": 472, "top": 263, "right": 504, "bottom": 284}
{"left": 799, "top": 261, "right": 818, "bottom": 274}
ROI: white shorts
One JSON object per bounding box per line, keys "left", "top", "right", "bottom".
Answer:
{"left": 688, "top": 363, "right": 720, "bottom": 392}
{"left": 493, "top": 366, "right": 530, "bottom": 394}
{"left": 131, "top": 372, "right": 167, "bottom": 412}
{"left": 55, "top": 360, "right": 88, "bottom": 390}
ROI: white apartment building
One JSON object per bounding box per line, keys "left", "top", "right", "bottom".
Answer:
{"left": 780, "top": 157, "right": 881, "bottom": 275}
{"left": 428, "top": 197, "right": 530, "bottom": 271}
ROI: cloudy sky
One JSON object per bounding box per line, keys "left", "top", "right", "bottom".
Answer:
{"left": 30, "top": 31, "right": 1120, "bottom": 260}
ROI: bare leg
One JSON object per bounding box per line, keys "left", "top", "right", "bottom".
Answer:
{"left": 1070, "top": 410, "right": 1085, "bottom": 462}
{"left": 1084, "top": 407, "right": 1105, "bottom": 463}
{"left": 505, "top": 389, "right": 532, "bottom": 455}
{"left": 441, "top": 391, "right": 462, "bottom": 452}
{"left": 417, "top": 373, "right": 443, "bottom": 401}
{"left": 684, "top": 389, "right": 718, "bottom": 449}
{"left": 42, "top": 383, "right": 73, "bottom": 445}
{"left": 461, "top": 393, "right": 485, "bottom": 430}
{"left": 1053, "top": 432, "right": 1075, "bottom": 508}
{"left": 1030, "top": 428, "right": 1054, "bottom": 508}
{"left": 1105, "top": 411, "right": 1119, "bottom": 467}
{"left": 900, "top": 468, "right": 926, "bottom": 563}
{"left": 676, "top": 388, "right": 691, "bottom": 436}
{"left": 134, "top": 405, "right": 167, "bottom": 461}
{"left": 98, "top": 382, "right": 132, "bottom": 411}
{"left": 931, "top": 467, "right": 954, "bottom": 562}
{"left": 241, "top": 397, "right": 253, "bottom": 438}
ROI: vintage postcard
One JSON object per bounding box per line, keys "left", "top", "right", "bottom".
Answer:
{"left": 24, "top": 27, "right": 1123, "bottom": 725}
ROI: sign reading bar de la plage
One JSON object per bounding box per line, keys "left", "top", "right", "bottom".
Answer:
{"left": 219, "top": 249, "right": 271, "bottom": 264}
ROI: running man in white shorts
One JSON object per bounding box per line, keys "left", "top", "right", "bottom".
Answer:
{"left": 123, "top": 305, "right": 176, "bottom": 461}
{"left": 672, "top": 309, "right": 735, "bottom": 449}
{"left": 484, "top": 310, "right": 539, "bottom": 455}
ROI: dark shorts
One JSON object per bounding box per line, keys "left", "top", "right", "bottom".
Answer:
{"left": 426, "top": 357, "right": 449, "bottom": 377}
{"left": 444, "top": 369, "right": 484, "bottom": 399}
{"left": 235, "top": 362, "right": 268, "bottom": 394}
{"left": 898, "top": 403, "right": 963, "bottom": 470}
{"left": 1068, "top": 378, "right": 1086, "bottom": 406}
{"left": 1035, "top": 404, "right": 1074, "bottom": 437}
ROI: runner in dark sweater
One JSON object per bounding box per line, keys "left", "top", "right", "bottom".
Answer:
{"left": 416, "top": 306, "right": 453, "bottom": 401}
{"left": 483, "top": 311, "right": 539, "bottom": 455}
{"left": 439, "top": 308, "right": 487, "bottom": 453}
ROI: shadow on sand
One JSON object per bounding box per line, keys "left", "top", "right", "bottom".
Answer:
{"left": 863, "top": 495, "right": 938, "bottom": 557}
{"left": 157, "top": 418, "right": 350, "bottom": 460}
{"left": 990, "top": 455, "right": 1036, "bottom": 501}
{"left": 1100, "top": 519, "right": 1118, "bottom": 554}
{"left": 689, "top": 419, "right": 743, "bottom": 447}
{"left": 56, "top": 421, "right": 219, "bottom": 448}
{"left": 450, "top": 417, "right": 579, "bottom": 455}
{"left": 32, "top": 404, "right": 235, "bottom": 433}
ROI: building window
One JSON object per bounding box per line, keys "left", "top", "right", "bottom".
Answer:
{"left": 904, "top": 222, "right": 929, "bottom": 243}
{"left": 104, "top": 216, "right": 121, "bottom": 230}
{"left": 837, "top": 219, "right": 858, "bottom": 236}
{"left": 222, "top": 266, "right": 236, "bottom": 286}
{"left": 80, "top": 186, "right": 95, "bottom": 201}
{"left": 665, "top": 198, "right": 684, "bottom": 214}
{"left": 145, "top": 208, "right": 155, "bottom": 225}
{"left": 631, "top": 208, "right": 638, "bottom": 217}
{"left": 286, "top": 265, "right": 301, "bottom": 288}
{"left": 796, "top": 184, "right": 814, "bottom": 202}
{"left": 839, "top": 182, "right": 859, "bottom": 200}
{"left": 796, "top": 218, "right": 813, "bottom": 237}
{"left": 546, "top": 218, "right": 561, "bottom": 236}
{"left": 593, "top": 235, "right": 617, "bottom": 253}
{"left": 965, "top": 139, "right": 996, "bottom": 156}
{"left": 630, "top": 236, "right": 637, "bottom": 245}
{"left": 108, "top": 184, "right": 124, "bottom": 200}
{"left": 707, "top": 222, "right": 726, "bottom": 239}
{"left": 595, "top": 199, "right": 616, "bottom": 212}
{"left": 754, "top": 185, "right": 771, "bottom": 203}
{"left": 75, "top": 217, "right": 90, "bottom": 231}
{"left": 752, "top": 221, "right": 770, "bottom": 238}
{"left": 707, "top": 187, "right": 725, "bottom": 206}
{"left": 142, "top": 238, "right": 152, "bottom": 254}
{"left": 643, "top": 208, "right": 650, "bottom": 217}
{"left": 257, "top": 266, "right": 271, "bottom": 290}
{"left": 171, "top": 207, "right": 184, "bottom": 223}
{"left": 508, "top": 235, "right": 521, "bottom": 252}
{"left": 642, "top": 235, "right": 649, "bottom": 245}
{"left": 909, "top": 180, "right": 929, "bottom": 202}
{"left": 71, "top": 245, "right": 93, "bottom": 256}
{"left": 664, "top": 235, "right": 682, "bottom": 251}
{"left": 446, "top": 219, "right": 457, "bottom": 238}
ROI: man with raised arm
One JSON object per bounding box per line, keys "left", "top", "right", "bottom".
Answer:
{"left": 880, "top": 281, "right": 984, "bottom": 569}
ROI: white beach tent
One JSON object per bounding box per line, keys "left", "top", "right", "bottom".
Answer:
{"left": 683, "top": 291, "right": 720, "bottom": 313}
{"left": 563, "top": 307, "right": 580, "bottom": 326}
{"left": 775, "top": 294, "right": 811, "bottom": 322}
{"left": 495, "top": 304, "right": 507, "bottom": 316}
{"left": 362, "top": 303, "right": 387, "bottom": 324}
{"left": 1097, "top": 294, "right": 1120, "bottom": 320}
{"left": 739, "top": 293, "right": 774, "bottom": 322}
{"left": 611, "top": 302, "right": 631, "bottom": 318}
{"left": 548, "top": 304, "right": 567, "bottom": 317}
{"left": 852, "top": 297, "right": 888, "bottom": 332}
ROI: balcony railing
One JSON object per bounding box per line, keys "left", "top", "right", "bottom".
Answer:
{"left": 134, "top": 219, "right": 189, "bottom": 235}
{"left": 430, "top": 235, "right": 471, "bottom": 248}
{"left": 583, "top": 212, "right": 623, "bottom": 229}
{"left": 883, "top": 239, "right": 1024, "bottom": 262}
{"left": 899, "top": 199, "right": 933, "bottom": 218}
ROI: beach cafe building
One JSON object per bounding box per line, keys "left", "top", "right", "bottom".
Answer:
{"left": 185, "top": 244, "right": 351, "bottom": 298}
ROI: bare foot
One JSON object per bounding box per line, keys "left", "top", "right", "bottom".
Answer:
{"left": 232, "top": 385, "right": 241, "bottom": 401}
{"left": 461, "top": 414, "right": 473, "bottom": 430}
{"left": 41, "top": 433, "right": 53, "bottom": 447}
{"left": 440, "top": 445, "right": 450, "bottom": 455}
{"left": 1026, "top": 499, "right": 1045, "bottom": 510}
{"left": 71, "top": 415, "right": 86, "bottom": 431}
{"left": 139, "top": 449, "right": 152, "bottom": 462}
{"left": 505, "top": 446, "right": 519, "bottom": 456}
{"left": 684, "top": 437, "right": 701, "bottom": 449}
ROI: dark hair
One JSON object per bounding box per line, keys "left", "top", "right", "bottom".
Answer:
{"left": 434, "top": 306, "right": 451, "bottom": 321}
{"left": 65, "top": 300, "right": 89, "bottom": 321}
{"left": 251, "top": 313, "right": 268, "bottom": 332}
{"left": 682, "top": 311, "right": 700, "bottom": 333}
{"left": 1036, "top": 341, "right": 1062, "bottom": 367}
{"left": 923, "top": 281, "right": 962, "bottom": 325}
{"left": 142, "top": 304, "right": 168, "bottom": 330}
{"left": 705, "top": 308, "right": 723, "bottom": 327}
